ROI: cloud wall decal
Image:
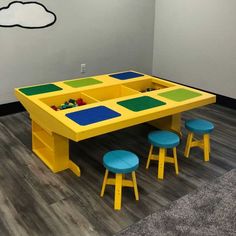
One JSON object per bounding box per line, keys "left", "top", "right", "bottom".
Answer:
{"left": 0, "top": 1, "right": 56, "bottom": 29}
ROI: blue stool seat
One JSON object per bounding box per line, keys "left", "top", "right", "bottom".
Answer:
{"left": 103, "top": 150, "right": 139, "bottom": 174}
{"left": 185, "top": 119, "right": 214, "bottom": 134}
{"left": 148, "top": 131, "right": 180, "bottom": 148}
{"left": 101, "top": 150, "right": 140, "bottom": 210}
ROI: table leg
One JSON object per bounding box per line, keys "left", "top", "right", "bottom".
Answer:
{"left": 32, "top": 120, "right": 81, "bottom": 176}
{"left": 149, "top": 113, "right": 182, "bottom": 135}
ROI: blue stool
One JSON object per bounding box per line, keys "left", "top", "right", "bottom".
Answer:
{"left": 146, "top": 131, "right": 180, "bottom": 180}
{"left": 100, "top": 150, "right": 139, "bottom": 210}
{"left": 184, "top": 119, "right": 214, "bottom": 161}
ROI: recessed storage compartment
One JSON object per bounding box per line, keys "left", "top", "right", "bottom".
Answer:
{"left": 32, "top": 121, "right": 69, "bottom": 173}
{"left": 82, "top": 85, "right": 139, "bottom": 101}
{"left": 40, "top": 91, "right": 98, "bottom": 111}
{"left": 32, "top": 121, "right": 54, "bottom": 168}
{"left": 124, "top": 78, "right": 173, "bottom": 93}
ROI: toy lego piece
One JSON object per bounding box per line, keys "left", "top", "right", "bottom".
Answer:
{"left": 76, "top": 98, "right": 84, "bottom": 106}
{"left": 51, "top": 97, "right": 87, "bottom": 111}
{"left": 141, "top": 88, "right": 155, "bottom": 92}
{"left": 76, "top": 98, "right": 82, "bottom": 105}
{"left": 51, "top": 105, "right": 58, "bottom": 111}
{"left": 69, "top": 99, "right": 76, "bottom": 104}
{"left": 146, "top": 87, "right": 155, "bottom": 92}
{"left": 60, "top": 104, "right": 67, "bottom": 110}
{"left": 68, "top": 102, "right": 75, "bottom": 108}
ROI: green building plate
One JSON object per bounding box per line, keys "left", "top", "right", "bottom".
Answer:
{"left": 19, "top": 84, "right": 62, "bottom": 96}
{"left": 64, "top": 78, "right": 102, "bottom": 88}
{"left": 158, "top": 88, "right": 201, "bottom": 102}
{"left": 117, "top": 96, "right": 166, "bottom": 112}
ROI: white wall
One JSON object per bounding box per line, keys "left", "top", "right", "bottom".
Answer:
{"left": 153, "top": 0, "right": 236, "bottom": 99}
{"left": 0, "top": 0, "right": 155, "bottom": 104}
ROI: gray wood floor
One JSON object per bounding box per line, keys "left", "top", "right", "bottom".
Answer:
{"left": 0, "top": 104, "right": 235, "bottom": 236}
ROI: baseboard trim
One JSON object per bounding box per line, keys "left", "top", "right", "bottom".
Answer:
{"left": 216, "top": 94, "right": 236, "bottom": 109}
{"left": 0, "top": 101, "right": 26, "bottom": 117}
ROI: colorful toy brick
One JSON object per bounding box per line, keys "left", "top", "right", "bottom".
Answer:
{"left": 51, "top": 98, "right": 86, "bottom": 111}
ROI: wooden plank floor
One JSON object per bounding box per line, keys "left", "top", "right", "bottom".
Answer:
{"left": 0, "top": 104, "right": 235, "bottom": 236}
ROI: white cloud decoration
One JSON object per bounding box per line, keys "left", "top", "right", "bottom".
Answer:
{"left": 0, "top": 1, "right": 56, "bottom": 29}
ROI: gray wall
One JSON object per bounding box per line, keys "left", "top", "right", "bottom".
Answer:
{"left": 0, "top": 0, "right": 155, "bottom": 104}
{"left": 153, "top": 0, "right": 236, "bottom": 99}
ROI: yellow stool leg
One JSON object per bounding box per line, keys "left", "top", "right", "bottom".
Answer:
{"left": 184, "top": 132, "right": 193, "bottom": 157}
{"left": 100, "top": 169, "right": 109, "bottom": 197}
{"left": 208, "top": 135, "right": 211, "bottom": 153}
{"left": 173, "top": 147, "right": 179, "bottom": 175}
{"left": 146, "top": 145, "right": 153, "bottom": 169}
{"left": 157, "top": 148, "right": 165, "bottom": 180}
{"left": 114, "top": 173, "right": 122, "bottom": 210}
{"left": 132, "top": 171, "right": 139, "bottom": 201}
{"left": 203, "top": 134, "right": 210, "bottom": 162}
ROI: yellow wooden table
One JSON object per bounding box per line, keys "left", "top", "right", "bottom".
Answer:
{"left": 15, "top": 71, "right": 216, "bottom": 176}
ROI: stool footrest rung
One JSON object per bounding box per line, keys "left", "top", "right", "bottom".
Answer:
{"left": 191, "top": 140, "right": 204, "bottom": 149}
{"left": 106, "top": 178, "right": 134, "bottom": 187}
{"left": 151, "top": 155, "right": 175, "bottom": 164}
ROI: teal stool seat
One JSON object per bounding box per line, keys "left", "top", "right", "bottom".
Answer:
{"left": 185, "top": 119, "right": 214, "bottom": 134}
{"left": 103, "top": 150, "right": 139, "bottom": 174}
{"left": 148, "top": 130, "right": 180, "bottom": 148}
{"left": 101, "top": 150, "right": 139, "bottom": 210}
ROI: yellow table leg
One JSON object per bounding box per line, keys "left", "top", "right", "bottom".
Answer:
{"left": 149, "top": 113, "right": 182, "bottom": 135}
{"left": 68, "top": 161, "right": 81, "bottom": 176}
{"left": 32, "top": 120, "right": 81, "bottom": 176}
{"left": 114, "top": 174, "right": 122, "bottom": 210}
{"left": 184, "top": 132, "right": 193, "bottom": 157}
{"left": 173, "top": 147, "right": 179, "bottom": 175}
{"left": 203, "top": 134, "right": 210, "bottom": 161}
{"left": 146, "top": 145, "right": 153, "bottom": 169}
{"left": 132, "top": 171, "right": 139, "bottom": 201}
{"left": 158, "top": 148, "right": 165, "bottom": 180}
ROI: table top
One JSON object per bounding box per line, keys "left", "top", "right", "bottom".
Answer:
{"left": 15, "top": 71, "right": 216, "bottom": 141}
